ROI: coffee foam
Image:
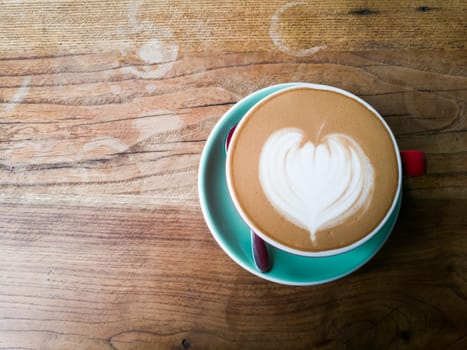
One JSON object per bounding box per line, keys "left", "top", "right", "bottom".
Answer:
{"left": 227, "top": 86, "right": 399, "bottom": 252}
{"left": 259, "top": 128, "right": 374, "bottom": 242}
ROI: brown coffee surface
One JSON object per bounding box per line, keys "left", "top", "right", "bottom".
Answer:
{"left": 227, "top": 87, "right": 399, "bottom": 252}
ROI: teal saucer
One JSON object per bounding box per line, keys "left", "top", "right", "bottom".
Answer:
{"left": 198, "top": 83, "right": 401, "bottom": 285}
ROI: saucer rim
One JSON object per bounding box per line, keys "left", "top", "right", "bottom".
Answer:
{"left": 197, "top": 83, "right": 398, "bottom": 286}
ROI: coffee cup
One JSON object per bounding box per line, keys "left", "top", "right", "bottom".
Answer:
{"left": 225, "top": 83, "right": 425, "bottom": 257}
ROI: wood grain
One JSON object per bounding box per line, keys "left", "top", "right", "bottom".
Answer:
{"left": 0, "top": 0, "right": 466, "bottom": 57}
{"left": 0, "top": 198, "right": 466, "bottom": 349}
{"left": 1, "top": 50, "right": 466, "bottom": 201}
{"left": 1, "top": 0, "right": 467, "bottom": 349}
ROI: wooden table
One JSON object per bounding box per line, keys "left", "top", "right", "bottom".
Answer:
{"left": 1, "top": 1, "right": 466, "bottom": 348}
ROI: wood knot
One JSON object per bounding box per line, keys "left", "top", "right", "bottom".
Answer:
{"left": 417, "top": 6, "right": 433, "bottom": 12}
{"left": 399, "top": 330, "right": 412, "bottom": 342}
{"left": 349, "top": 8, "right": 378, "bottom": 16}
{"left": 181, "top": 338, "right": 191, "bottom": 349}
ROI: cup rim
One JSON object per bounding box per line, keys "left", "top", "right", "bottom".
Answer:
{"left": 225, "top": 82, "right": 402, "bottom": 257}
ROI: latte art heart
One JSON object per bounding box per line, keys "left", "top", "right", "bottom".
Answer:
{"left": 259, "top": 128, "right": 375, "bottom": 243}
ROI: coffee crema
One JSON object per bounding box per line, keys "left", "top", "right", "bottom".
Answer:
{"left": 226, "top": 86, "right": 399, "bottom": 252}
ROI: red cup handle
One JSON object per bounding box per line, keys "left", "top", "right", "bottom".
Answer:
{"left": 400, "top": 150, "right": 426, "bottom": 177}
